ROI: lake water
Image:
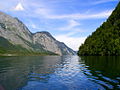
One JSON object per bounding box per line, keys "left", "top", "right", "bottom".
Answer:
{"left": 0, "top": 56, "right": 120, "bottom": 90}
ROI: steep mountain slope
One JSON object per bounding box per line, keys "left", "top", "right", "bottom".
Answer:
{"left": 78, "top": 2, "right": 120, "bottom": 56}
{"left": 33, "top": 31, "right": 76, "bottom": 55}
{"left": 0, "top": 11, "right": 75, "bottom": 56}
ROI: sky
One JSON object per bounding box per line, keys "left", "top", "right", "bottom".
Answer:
{"left": 0, "top": 0, "right": 119, "bottom": 50}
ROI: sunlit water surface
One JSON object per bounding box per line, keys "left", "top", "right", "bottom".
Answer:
{"left": 0, "top": 56, "right": 120, "bottom": 90}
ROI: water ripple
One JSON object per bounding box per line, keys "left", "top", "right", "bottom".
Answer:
{"left": 0, "top": 56, "right": 120, "bottom": 90}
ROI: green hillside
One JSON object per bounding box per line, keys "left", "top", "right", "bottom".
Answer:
{"left": 0, "top": 37, "right": 57, "bottom": 56}
{"left": 78, "top": 2, "right": 120, "bottom": 56}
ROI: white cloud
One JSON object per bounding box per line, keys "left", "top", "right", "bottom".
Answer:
{"left": 34, "top": 7, "right": 113, "bottom": 20}
{"left": 48, "top": 10, "right": 113, "bottom": 19}
{"left": 34, "top": 7, "right": 52, "bottom": 17}
{"left": 14, "top": 3, "right": 24, "bottom": 11}
{"left": 9, "top": 1, "right": 113, "bottom": 20}
{"left": 69, "top": 20, "right": 80, "bottom": 27}
{"left": 92, "top": 0, "right": 118, "bottom": 5}
{"left": 55, "top": 34, "right": 86, "bottom": 51}
{"left": 31, "top": 23, "right": 38, "bottom": 29}
{"left": 25, "top": 20, "right": 41, "bottom": 30}
{"left": 58, "top": 20, "right": 81, "bottom": 31}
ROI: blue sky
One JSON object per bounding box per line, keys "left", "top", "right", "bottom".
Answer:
{"left": 0, "top": 0, "right": 119, "bottom": 50}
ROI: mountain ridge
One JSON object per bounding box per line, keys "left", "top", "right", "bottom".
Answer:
{"left": 0, "top": 11, "right": 76, "bottom": 56}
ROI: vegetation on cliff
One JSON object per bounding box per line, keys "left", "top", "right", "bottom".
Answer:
{"left": 78, "top": 2, "right": 120, "bottom": 56}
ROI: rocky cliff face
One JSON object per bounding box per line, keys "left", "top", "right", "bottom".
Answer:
{"left": 0, "top": 12, "right": 33, "bottom": 49}
{"left": 0, "top": 11, "right": 76, "bottom": 55}
{"left": 33, "top": 31, "right": 76, "bottom": 55}
{"left": 33, "top": 32, "right": 62, "bottom": 55}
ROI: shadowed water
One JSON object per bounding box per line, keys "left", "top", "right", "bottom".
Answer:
{"left": 0, "top": 56, "right": 120, "bottom": 90}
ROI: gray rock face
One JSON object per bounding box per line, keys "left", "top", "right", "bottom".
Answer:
{"left": 0, "top": 11, "right": 76, "bottom": 55}
{"left": 0, "top": 12, "right": 33, "bottom": 49}
{"left": 33, "top": 32, "right": 76, "bottom": 55}
{"left": 33, "top": 32, "right": 62, "bottom": 55}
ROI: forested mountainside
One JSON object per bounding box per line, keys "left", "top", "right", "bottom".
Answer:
{"left": 78, "top": 2, "right": 120, "bottom": 56}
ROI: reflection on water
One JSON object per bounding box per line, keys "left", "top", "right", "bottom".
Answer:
{"left": 80, "top": 56, "right": 120, "bottom": 89}
{"left": 0, "top": 56, "right": 120, "bottom": 90}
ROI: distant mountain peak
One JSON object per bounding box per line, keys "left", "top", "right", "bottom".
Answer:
{"left": 34, "top": 31, "right": 56, "bottom": 40}
{"left": 35, "top": 31, "right": 51, "bottom": 35}
{"left": 14, "top": 3, "right": 24, "bottom": 11}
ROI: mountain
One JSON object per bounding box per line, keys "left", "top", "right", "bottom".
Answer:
{"left": 0, "top": 11, "right": 76, "bottom": 56}
{"left": 78, "top": 2, "right": 120, "bottom": 56}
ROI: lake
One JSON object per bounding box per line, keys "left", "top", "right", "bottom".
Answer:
{"left": 0, "top": 56, "right": 120, "bottom": 90}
